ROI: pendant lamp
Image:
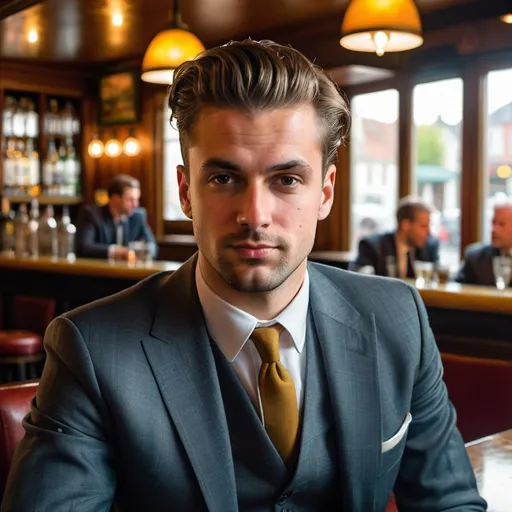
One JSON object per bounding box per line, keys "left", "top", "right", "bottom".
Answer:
{"left": 141, "top": 0, "right": 205, "bottom": 84}
{"left": 340, "top": 0, "right": 423, "bottom": 56}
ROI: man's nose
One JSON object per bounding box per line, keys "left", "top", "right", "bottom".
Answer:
{"left": 236, "top": 184, "right": 272, "bottom": 230}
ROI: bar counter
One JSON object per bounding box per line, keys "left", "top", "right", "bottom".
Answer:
{"left": 0, "top": 255, "right": 510, "bottom": 359}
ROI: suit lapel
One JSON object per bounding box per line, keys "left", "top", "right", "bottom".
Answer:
{"left": 308, "top": 264, "right": 381, "bottom": 511}
{"left": 142, "top": 257, "right": 237, "bottom": 512}
{"left": 100, "top": 205, "right": 116, "bottom": 245}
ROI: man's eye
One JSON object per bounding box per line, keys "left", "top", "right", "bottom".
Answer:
{"left": 213, "top": 175, "right": 232, "bottom": 185}
{"left": 280, "top": 176, "right": 298, "bottom": 186}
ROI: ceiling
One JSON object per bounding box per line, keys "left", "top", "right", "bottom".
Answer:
{"left": 0, "top": 0, "right": 509, "bottom": 70}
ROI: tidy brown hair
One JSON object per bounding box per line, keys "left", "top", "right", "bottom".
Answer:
{"left": 167, "top": 39, "right": 351, "bottom": 177}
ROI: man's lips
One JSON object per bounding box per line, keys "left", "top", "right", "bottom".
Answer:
{"left": 231, "top": 244, "right": 276, "bottom": 258}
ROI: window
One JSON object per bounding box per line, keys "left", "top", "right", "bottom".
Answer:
{"left": 413, "top": 78, "right": 463, "bottom": 270}
{"left": 350, "top": 89, "right": 399, "bottom": 251}
{"left": 483, "top": 68, "right": 512, "bottom": 243}
{"left": 163, "top": 102, "right": 188, "bottom": 221}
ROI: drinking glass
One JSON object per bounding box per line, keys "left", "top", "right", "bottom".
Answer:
{"left": 414, "top": 261, "right": 434, "bottom": 288}
{"left": 492, "top": 256, "right": 511, "bottom": 291}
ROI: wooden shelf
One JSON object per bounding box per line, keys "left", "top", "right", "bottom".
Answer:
{"left": 6, "top": 195, "right": 83, "bottom": 205}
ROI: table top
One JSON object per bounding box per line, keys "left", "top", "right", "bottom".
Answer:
{"left": 0, "top": 254, "right": 182, "bottom": 280}
{"left": 0, "top": 254, "right": 510, "bottom": 313}
{"left": 466, "top": 429, "right": 512, "bottom": 511}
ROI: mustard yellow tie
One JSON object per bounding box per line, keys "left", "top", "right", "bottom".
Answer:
{"left": 251, "top": 325, "right": 299, "bottom": 466}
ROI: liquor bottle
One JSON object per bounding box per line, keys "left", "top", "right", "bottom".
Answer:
{"left": 13, "top": 203, "right": 29, "bottom": 258}
{"left": 0, "top": 197, "right": 15, "bottom": 254}
{"left": 43, "top": 139, "right": 58, "bottom": 195}
{"left": 38, "top": 204, "right": 58, "bottom": 257}
{"left": 2, "top": 96, "right": 15, "bottom": 138}
{"left": 58, "top": 205, "right": 76, "bottom": 260}
{"left": 28, "top": 198, "right": 39, "bottom": 257}
{"left": 64, "top": 137, "right": 79, "bottom": 196}
{"left": 26, "top": 138, "right": 40, "bottom": 188}
{"left": 2, "top": 138, "right": 16, "bottom": 196}
{"left": 25, "top": 100, "right": 39, "bottom": 139}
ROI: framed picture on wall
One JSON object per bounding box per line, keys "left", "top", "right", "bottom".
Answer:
{"left": 98, "top": 71, "right": 140, "bottom": 126}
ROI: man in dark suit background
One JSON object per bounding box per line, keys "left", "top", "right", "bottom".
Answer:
{"left": 75, "top": 174, "right": 157, "bottom": 260}
{"left": 3, "top": 40, "right": 485, "bottom": 511}
{"left": 350, "top": 195, "right": 440, "bottom": 278}
{"left": 456, "top": 199, "right": 512, "bottom": 286}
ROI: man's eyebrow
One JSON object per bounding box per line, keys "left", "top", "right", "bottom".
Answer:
{"left": 200, "top": 158, "right": 241, "bottom": 171}
{"left": 268, "top": 159, "right": 312, "bottom": 172}
{"left": 200, "top": 158, "right": 312, "bottom": 172}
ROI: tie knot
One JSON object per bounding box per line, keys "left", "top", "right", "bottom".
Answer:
{"left": 251, "top": 325, "right": 282, "bottom": 363}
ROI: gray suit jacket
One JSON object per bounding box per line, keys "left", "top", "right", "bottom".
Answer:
{"left": 2, "top": 257, "right": 486, "bottom": 511}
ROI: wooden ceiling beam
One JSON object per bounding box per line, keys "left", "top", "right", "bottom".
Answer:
{"left": 0, "top": 0, "right": 42, "bottom": 21}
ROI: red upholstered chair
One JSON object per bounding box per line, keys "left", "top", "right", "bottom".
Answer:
{"left": 0, "top": 380, "right": 38, "bottom": 496}
{"left": 0, "top": 296, "right": 54, "bottom": 382}
{"left": 441, "top": 353, "right": 512, "bottom": 442}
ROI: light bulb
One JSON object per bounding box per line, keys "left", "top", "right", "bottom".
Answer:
{"left": 372, "top": 31, "right": 390, "bottom": 56}
{"left": 28, "top": 29, "right": 38, "bottom": 44}
{"left": 501, "top": 14, "right": 512, "bottom": 24}
{"left": 112, "top": 12, "right": 123, "bottom": 27}
{"left": 88, "top": 139, "right": 104, "bottom": 158}
{"left": 123, "top": 137, "right": 141, "bottom": 157}
{"left": 105, "top": 138, "right": 122, "bottom": 158}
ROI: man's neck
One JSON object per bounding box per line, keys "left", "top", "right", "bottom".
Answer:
{"left": 395, "top": 230, "right": 412, "bottom": 250}
{"left": 198, "top": 254, "right": 306, "bottom": 320}
{"left": 109, "top": 203, "right": 121, "bottom": 222}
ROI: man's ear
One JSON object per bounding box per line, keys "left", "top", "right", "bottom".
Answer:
{"left": 177, "top": 165, "right": 192, "bottom": 219}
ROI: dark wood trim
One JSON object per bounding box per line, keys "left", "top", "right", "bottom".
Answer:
{"left": 164, "top": 220, "right": 193, "bottom": 235}
{"left": 0, "top": 0, "right": 42, "bottom": 21}
{"left": 152, "top": 89, "right": 166, "bottom": 238}
{"left": 398, "top": 77, "right": 413, "bottom": 199}
{"left": 460, "top": 59, "right": 485, "bottom": 256}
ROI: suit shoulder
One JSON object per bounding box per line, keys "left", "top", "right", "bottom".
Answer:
{"left": 466, "top": 243, "right": 492, "bottom": 260}
{"left": 63, "top": 271, "right": 171, "bottom": 334}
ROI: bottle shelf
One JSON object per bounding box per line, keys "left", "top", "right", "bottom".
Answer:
{"left": 5, "top": 195, "right": 83, "bottom": 205}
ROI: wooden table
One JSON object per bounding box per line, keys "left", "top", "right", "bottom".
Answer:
{"left": 466, "top": 429, "right": 512, "bottom": 511}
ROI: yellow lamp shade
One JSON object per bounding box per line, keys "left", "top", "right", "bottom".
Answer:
{"left": 340, "top": 0, "right": 423, "bottom": 56}
{"left": 141, "top": 28, "right": 205, "bottom": 84}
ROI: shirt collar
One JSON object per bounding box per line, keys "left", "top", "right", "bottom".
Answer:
{"left": 196, "top": 263, "right": 309, "bottom": 362}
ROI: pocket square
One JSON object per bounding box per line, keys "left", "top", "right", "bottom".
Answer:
{"left": 381, "top": 412, "right": 412, "bottom": 453}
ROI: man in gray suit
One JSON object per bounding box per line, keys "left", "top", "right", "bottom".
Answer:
{"left": 456, "top": 199, "right": 512, "bottom": 286}
{"left": 3, "top": 40, "right": 486, "bottom": 511}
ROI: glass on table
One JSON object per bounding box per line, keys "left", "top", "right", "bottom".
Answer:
{"left": 492, "top": 256, "right": 511, "bottom": 291}
{"left": 128, "top": 241, "right": 155, "bottom": 266}
{"left": 414, "top": 261, "right": 434, "bottom": 288}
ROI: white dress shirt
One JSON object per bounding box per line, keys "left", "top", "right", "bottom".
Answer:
{"left": 396, "top": 236, "right": 414, "bottom": 279}
{"left": 196, "top": 263, "right": 310, "bottom": 422}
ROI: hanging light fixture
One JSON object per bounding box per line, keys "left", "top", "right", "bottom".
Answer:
{"left": 123, "top": 128, "right": 141, "bottom": 157}
{"left": 141, "top": 0, "right": 205, "bottom": 84}
{"left": 105, "top": 131, "right": 123, "bottom": 158}
{"left": 88, "top": 131, "right": 104, "bottom": 158}
{"left": 340, "top": 0, "right": 423, "bottom": 57}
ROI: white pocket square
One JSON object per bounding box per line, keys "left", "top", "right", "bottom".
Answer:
{"left": 381, "top": 412, "right": 412, "bottom": 453}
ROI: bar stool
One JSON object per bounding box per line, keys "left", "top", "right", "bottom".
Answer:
{"left": 0, "top": 331, "right": 44, "bottom": 382}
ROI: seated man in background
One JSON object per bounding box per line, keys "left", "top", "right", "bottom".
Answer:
{"left": 76, "top": 174, "right": 157, "bottom": 261}
{"left": 350, "top": 195, "right": 439, "bottom": 278}
{"left": 456, "top": 198, "right": 512, "bottom": 286}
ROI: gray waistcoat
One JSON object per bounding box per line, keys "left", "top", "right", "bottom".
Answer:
{"left": 212, "top": 312, "right": 341, "bottom": 512}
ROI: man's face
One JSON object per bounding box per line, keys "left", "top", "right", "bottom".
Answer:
{"left": 491, "top": 206, "right": 512, "bottom": 250}
{"left": 178, "top": 105, "right": 336, "bottom": 293}
{"left": 404, "top": 211, "right": 431, "bottom": 248}
{"left": 112, "top": 187, "right": 140, "bottom": 216}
